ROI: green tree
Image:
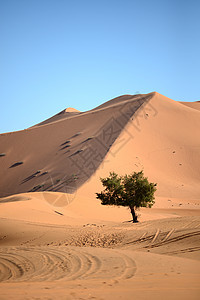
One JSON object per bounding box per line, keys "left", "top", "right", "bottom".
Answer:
{"left": 96, "top": 171, "right": 157, "bottom": 222}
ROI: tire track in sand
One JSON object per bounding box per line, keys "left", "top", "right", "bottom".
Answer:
{"left": 0, "top": 246, "right": 136, "bottom": 282}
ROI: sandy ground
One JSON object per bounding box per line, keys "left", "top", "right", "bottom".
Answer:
{"left": 0, "top": 207, "right": 200, "bottom": 300}
{"left": 0, "top": 92, "right": 200, "bottom": 299}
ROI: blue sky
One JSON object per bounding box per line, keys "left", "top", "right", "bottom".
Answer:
{"left": 0, "top": 0, "right": 200, "bottom": 133}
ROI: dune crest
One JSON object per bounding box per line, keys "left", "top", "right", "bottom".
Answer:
{"left": 65, "top": 107, "right": 80, "bottom": 113}
{"left": 180, "top": 101, "right": 200, "bottom": 111}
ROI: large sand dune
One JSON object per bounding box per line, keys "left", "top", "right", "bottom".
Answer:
{"left": 0, "top": 92, "right": 200, "bottom": 299}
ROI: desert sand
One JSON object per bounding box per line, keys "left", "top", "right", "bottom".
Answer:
{"left": 0, "top": 92, "right": 200, "bottom": 299}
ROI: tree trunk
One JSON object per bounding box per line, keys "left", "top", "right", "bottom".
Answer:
{"left": 130, "top": 207, "right": 138, "bottom": 223}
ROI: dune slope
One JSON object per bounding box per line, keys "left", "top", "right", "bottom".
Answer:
{"left": 0, "top": 93, "right": 152, "bottom": 198}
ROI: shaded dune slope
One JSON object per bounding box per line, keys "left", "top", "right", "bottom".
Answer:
{"left": 0, "top": 93, "right": 152, "bottom": 198}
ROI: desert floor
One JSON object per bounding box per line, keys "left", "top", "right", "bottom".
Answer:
{"left": 0, "top": 195, "right": 200, "bottom": 300}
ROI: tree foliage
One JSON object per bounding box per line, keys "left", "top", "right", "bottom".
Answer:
{"left": 96, "top": 171, "right": 157, "bottom": 222}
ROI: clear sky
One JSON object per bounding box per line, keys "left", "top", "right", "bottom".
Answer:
{"left": 0, "top": 0, "right": 200, "bottom": 133}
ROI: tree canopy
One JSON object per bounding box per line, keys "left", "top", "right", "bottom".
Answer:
{"left": 96, "top": 171, "right": 157, "bottom": 222}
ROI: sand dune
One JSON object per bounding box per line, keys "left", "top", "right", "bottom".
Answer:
{"left": 0, "top": 92, "right": 199, "bottom": 201}
{"left": 181, "top": 101, "right": 200, "bottom": 111}
{"left": 0, "top": 92, "right": 200, "bottom": 299}
{"left": 0, "top": 93, "right": 151, "bottom": 198}
{"left": 32, "top": 107, "right": 81, "bottom": 127}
